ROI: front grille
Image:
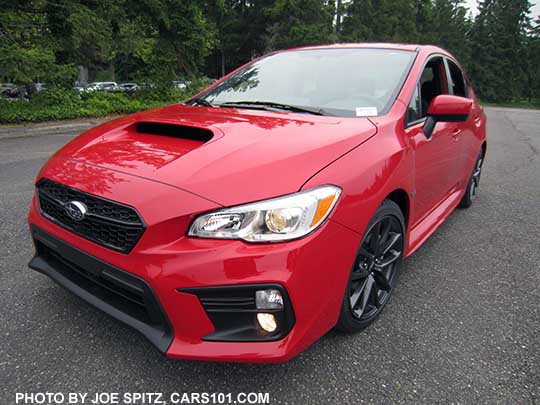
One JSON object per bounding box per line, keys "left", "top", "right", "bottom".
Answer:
{"left": 37, "top": 178, "right": 145, "bottom": 253}
{"left": 30, "top": 226, "right": 173, "bottom": 353}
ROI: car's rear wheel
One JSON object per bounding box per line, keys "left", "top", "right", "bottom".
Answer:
{"left": 335, "top": 200, "right": 405, "bottom": 333}
{"left": 459, "top": 150, "right": 484, "bottom": 208}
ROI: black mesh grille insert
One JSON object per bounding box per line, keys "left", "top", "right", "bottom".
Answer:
{"left": 39, "top": 240, "right": 152, "bottom": 323}
{"left": 37, "top": 179, "right": 145, "bottom": 253}
{"left": 30, "top": 226, "right": 173, "bottom": 353}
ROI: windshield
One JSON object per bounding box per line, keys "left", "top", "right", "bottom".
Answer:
{"left": 196, "top": 48, "right": 416, "bottom": 117}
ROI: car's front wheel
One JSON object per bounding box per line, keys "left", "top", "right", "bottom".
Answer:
{"left": 335, "top": 200, "right": 405, "bottom": 333}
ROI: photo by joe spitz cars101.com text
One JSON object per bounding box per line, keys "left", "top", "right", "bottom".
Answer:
{"left": 28, "top": 43, "right": 486, "bottom": 363}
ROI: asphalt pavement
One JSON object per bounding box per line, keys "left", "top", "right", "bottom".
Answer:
{"left": 1, "top": 107, "right": 539, "bottom": 404}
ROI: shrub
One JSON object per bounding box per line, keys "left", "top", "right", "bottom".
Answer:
{"left": 0, "top": 80, "right": 209, "bottom": 124}
{"left": 32, "top": 88, "right": 81, "bottom": 106}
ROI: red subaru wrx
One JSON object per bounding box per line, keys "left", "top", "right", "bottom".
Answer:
{"left": 28, "top": 44, "right": 486, "bottom": 363}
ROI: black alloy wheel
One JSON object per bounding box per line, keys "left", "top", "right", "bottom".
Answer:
{"left": 336, "top": 199, "right": 405, "bottom": 332}
{"left": 459, "top": 150, "right": 484, "bottom": 208}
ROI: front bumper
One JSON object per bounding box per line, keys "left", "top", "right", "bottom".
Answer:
{"left": 29, "top": 226, "right": 173, "bottom": 352}
{"left": 29, "top": 190, "right": 361, "bottom": 363}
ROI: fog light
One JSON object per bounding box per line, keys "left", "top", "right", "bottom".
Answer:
{"left": 256, "top": 289, "right": 284, "bottom": 309}
{"left": 257, "top": 313, "right": 277, "bottom": 332}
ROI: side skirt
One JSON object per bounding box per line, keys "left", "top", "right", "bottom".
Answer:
{"left": 405, "top": 188, "right": 463, "bottom": 257}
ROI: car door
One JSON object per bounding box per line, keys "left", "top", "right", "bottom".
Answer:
{"left": 404, "top": 56, "right": 462, "bottom": 226}
{"left": 445, "top": 58, "right": 478, "bottom": 185}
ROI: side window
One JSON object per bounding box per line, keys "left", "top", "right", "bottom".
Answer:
{"left": 407, "top": 57, "right": 448, "bottom": 124}
{"left": 447, "top": 60, "right": 468, "bottom": 98}
{"left": 407, "top": 84, "right": 421, "bottom": 123}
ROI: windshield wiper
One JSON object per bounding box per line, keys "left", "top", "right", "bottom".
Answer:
{"left": 218, "top": 101, "right": 328, "bottom": 116}
{"left": 188, "top": 98, "right": 214, "bottom": 107}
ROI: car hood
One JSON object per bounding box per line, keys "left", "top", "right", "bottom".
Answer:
{"left": 55, "top": 104, "right": 377, "bottom": 206}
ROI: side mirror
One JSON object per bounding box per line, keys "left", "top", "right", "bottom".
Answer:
{"left": 423, "top": 95, "right": 473, "bottom": 138}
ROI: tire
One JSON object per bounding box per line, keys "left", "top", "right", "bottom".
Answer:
{"left": 335, "top": 199, "right": 405, "bottom": 333}
{"left": 458, "top": 150, "right": 484, "bottom": 209}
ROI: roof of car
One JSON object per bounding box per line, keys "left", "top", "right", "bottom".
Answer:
{"left": 290, "top": 43, "right": 448, "bottom": 54}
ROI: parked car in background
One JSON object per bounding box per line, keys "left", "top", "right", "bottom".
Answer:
{"left": 34, "top": 82, "right": 47, "bottom": 92}
{"left": 1, "top": 82, "right": 45, "bottom": 98}
{"left": 28, "top": 44, "right": 486, "bottom": 363}
{"left": 0, "top": 83, "right": 16, "bottom": 98}
{"left": 102, "top": 83, "right": 121, "bottom": 93}
{"left": 1, "top": 84, "right": 26, "bottom": 99}
{"left": 0, "top": 83, "right": 14, "bottom": 92}
{"left": 118, "top": 83, "right": 138, "bottom": 94}
{"left": 137, "top": 82, "right": 156, "bottom": 90}
{"left": 86, "top": 82, "right": 118, "bottom": 92}
{"left": 173, "top": 80, "right": 191, "bottom": 90}
{"left": 74, "top": 82, "right": 89, "bottom": 93}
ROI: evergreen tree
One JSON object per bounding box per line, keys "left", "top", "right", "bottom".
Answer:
{"left": 341, "top": 0, "right": 418, "bottom": 42}
{"left": 524, "top": 15, "right": 540, "bottom": 101}
{"left": 469, "top": 0, "right": 532, "bottom": 102}
{"left": 204, "top": 0, "right": 275, "bottom": 78}
{"left": 468, "top": 0, "right": 496, "bottom": 100}
{"left": 0, "top": 1, "right": 76, "bottom": 92}
{"left": 264, "top": 0, "right": 335, "bottom": 51}
{"left": 415, "top": 0, "right": 435, "bottom": 43}
{"left": 340, "top": 0, "right": 377, "bottom": 41}
{"left": 127, "top": 0, "right": 216, "bottom": 78}
{"left": 429, "top": 0, "right": 471, "bottom": 67}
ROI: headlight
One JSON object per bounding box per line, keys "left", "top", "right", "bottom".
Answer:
{"left": 188, "top": 185, "right": 341, "bottom": 242}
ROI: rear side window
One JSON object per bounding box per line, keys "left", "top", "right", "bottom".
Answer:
{"left": 447, "top": 60, "right": 468, "bottom": 98}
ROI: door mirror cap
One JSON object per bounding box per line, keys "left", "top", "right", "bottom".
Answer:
{"left": 423, "top": 95, "right": 473, "bottom": 138}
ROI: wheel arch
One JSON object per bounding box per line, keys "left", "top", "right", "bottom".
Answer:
{"left": 481, "top": 141, "right": 487, "bottom": 159}
{"left": 384, "top": 189, "right": 410, "bottom": 228}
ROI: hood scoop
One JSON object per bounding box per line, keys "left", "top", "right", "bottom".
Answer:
{"left": 69, "top": 121, "right": 216, "bottom": 173}
{"left": 135, "top": 122, "right": 214, "bottom": 142}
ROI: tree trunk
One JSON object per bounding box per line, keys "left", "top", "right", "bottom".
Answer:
{"left": 221, "top": 48, "right": 226, "bottom": 78}
{"left": 77, "top": 65, "right": 89, "bottom": 83}
{"left": 336, "top": 0, "right": 342, "bottom": 34}
{"left": 177, "top": 48, "right": 192, "bottom": 77}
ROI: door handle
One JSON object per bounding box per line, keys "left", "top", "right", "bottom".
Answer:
{"left": 451, "top": 128, "right": 461, "bottom": 140}
{"left": 473, "top": 116, "right": 482, "bottom": 127}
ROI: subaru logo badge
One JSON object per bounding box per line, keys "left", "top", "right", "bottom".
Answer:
{"left": 65, "top": 201, "right": 87, "bottom": 221}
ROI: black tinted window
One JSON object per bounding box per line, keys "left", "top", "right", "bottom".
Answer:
{"left": 447, "top": 60, "right": 467, "bottom": 98}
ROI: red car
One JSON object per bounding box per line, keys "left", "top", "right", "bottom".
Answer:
{"left": 28, "top": 44, "right": 486, "bottom": 363}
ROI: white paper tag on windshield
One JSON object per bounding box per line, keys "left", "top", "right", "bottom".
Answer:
{"left": 355, "top": 107, "right": 378, "bottom": 117}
